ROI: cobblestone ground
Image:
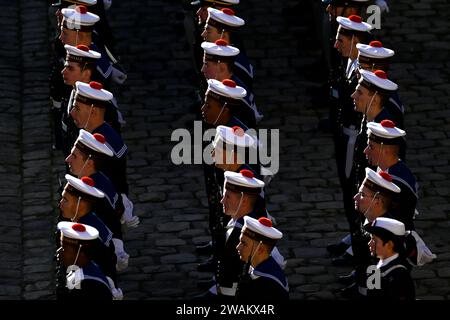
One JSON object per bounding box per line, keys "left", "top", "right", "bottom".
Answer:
{"left": 1, "top": 0, "right": 449, "bottom": 300}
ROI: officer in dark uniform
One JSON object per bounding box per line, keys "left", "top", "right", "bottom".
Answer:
{"left": 345, "top": 168, "right": 401, "bottom": 298}
{"left": 60, "top": 44, "right": 101, "bottom": 158}
{"left": 365, "top": 120, "right": 418, "bottom": 230}
{"left": 213, "top": 170, "right": 269, "bottom": 300}
{"left": 69, "top": 81, "right": 139, "bottom": 229}
{"left": 197, "top": 78, "right": 252, "bottom": 274}
{"left": 66, "top": 129, "right": 130, "bottom": 271}
{"left": 201, "top": 6, "right": 254, "bottom": 91}
{"left": 59, "top": 175, "right": 117, "bottom": 282}
{"left": 201, "top": 40, "right": 259, "bottom": 128}
{"left": 236, "top": 216, "right": 289, "bottom": 301}
{"left": 59, "top": 5, "right": 124, "bottom": 135}
{"left": 364, "top": 217, "right": 415, "bottom": 300}
{"left": 326, "top": 15, "right": 372, "bottom": 260}
{"left": 56, "top": 221, "right": 115, "bottom": 300}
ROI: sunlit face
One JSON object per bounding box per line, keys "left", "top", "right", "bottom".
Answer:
{"left": 354, "top": 186, "right": 376, "bottom": 216}
{"left": 201, "top": 56, "right": 219, "bottom": 80}
{"left": 59, "top": 188, "right": 77, "bottom": 219}
{"left": 70, "top": 100, "right": 92, "bottom": 129}
{"left": 62, "top": 61, "right": 83, "bottom": 86}
{"left": 351, "top": 83, "right": 373, "bottom": 113}
{"left": 59, "top": 24, "right": 78, "bottom": 46}
{"left": 334, "top": 33, "right": 353, "bottom": 58}
{"left": 368, "top": 234, "right": 389, "bottom": 259}
{"left": 236, "top": 233, "right": 254, "bottom": 262}
{"left": 364, "top": 139, "right": 382, "bottom": 166}
{"left": 65, "top": 146, "right": 86, "bottom": 176}
{"left": 201, "top": 95, "right": 225, "bottom": 125}
{"left": 220, "top": 188, "right": 242, "bottom": 218}
{"left": 201, "top": 23, "right": 222, "bottom": 42}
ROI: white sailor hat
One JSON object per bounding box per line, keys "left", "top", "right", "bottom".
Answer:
{"left": 358, "top": 69, "right": 398, "bottom": 94}
{"left": 362, "top": 167, "right": 401, "bottom": 196}
{"left": 224, "top": 169, "right": 265, "bottom": 195}
{"left": 213, "top": 125, "right": 256, "bottom": 149}
{"left": 357, "top": 41, "right": 395, "bottom": 60}
{"left": 65, "top": 44, "right": 101, "bottom": 63}
{"left": 364, "top": 217, "right": 406, "bottom": 242}
{"left": 242, "top": 216, "right": 283, "bottom": 245}
{"left": 74, "top": 81, "right": 113, "bottom": 107}
{"left": 65, "top": 174, "right": 105, "bottom": 200}
{"left": 61, "top": 5, "right": 100, "bottom": 31}
{"left": 367, "top": 120, "right": 406, "bottom": 145}
{"left": 75, "top": 129, "right": 114, "bottom": 158}
{"left": 202, "top": 39, "right": 240, "bottom": 61}
{"left": 207, "top": 7, "right": 245, "bottom": 31}
{"left": 336, "top": 15, "right": 372, "bottom": 34}
{"left": 207, "top": 78, "right": 246, "bottom": 102}
{"left": 58, "top": 221, "right": 99, "bottom": 241}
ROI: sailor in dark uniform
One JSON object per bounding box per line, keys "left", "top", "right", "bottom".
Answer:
{"left": 356, "top": 41, "right": 405, "bottom": 129}
{"left": 57, "top": 221, "right": 122, "bottom": 300}
{"left": 327, "top": 15, "right": 372, "bottom": 260}
{"left": 364, "top": 217, "right": 415, "bottom": 300}
{"left": 59, "top": 175, "right": 117, "bottom": 283}
{"left": 346, "top": 168, "right": 402, "bottom": 298}
{"left": 201, "top": 39, "right": 260, "bottom": 128}
{"left": 236, "top": 216, "right": 289, "bottom": 301}
{"left": 365, "top": 120, "right": 418, "bottom": 230}
{"left": 66, "top": 129, "right": 131, "bottom": 271}
{"left": 212, "top": 170, "right": 281, "bottom": 300}
{"left": 60, "top": 44, "right": 101, "bottom": 158}
{"left": 59, "top": 6, "right": 124, "bottom": 134}
{"left": 69, "top": 81, "right": 139, "bottom": 228}
{"left": 49, "top": 0, "right": 99, "bottom": 150}
{"left": 201, "top": 7, "right": 254, "bottom": 92}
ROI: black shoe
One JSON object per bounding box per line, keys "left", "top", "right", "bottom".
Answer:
{"left": 197, "top": 279, "right": 215, "bottom": 290}
{"left": 197, "top": 257, "right": 216, "bottom": 272}
{"left": 331, "top": 253, "right": 355, "bottom": 267}
{"left": 327, "top": 242, "right": 349, "bottom": 257}
{"left": 196, "top": 241, "right": 213, "bottom": 255}
{"left": 338, "top": 270, "right": 356, "bottom": 286}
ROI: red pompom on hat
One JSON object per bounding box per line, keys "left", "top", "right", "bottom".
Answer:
{"left": 369, "top": 40, "right": 383, "bottom": 48}
{"left": 72, "top": 223, "right": 86, "bottom": 232}
{"left": 76, "top": 44, "right": 90, "bottom": 52}
{"left": 348, "top": 15, "right": 362, "bottom": 23}
{"left": 221, "top": 8, "right": 235, "bottom": 16}
{"left": 380, "top": 119, "right": 395, "bottom": 128}
{"left": 374, "top": 70, "right": 388, "bottom": 79}
{"left": 240, "top": 169, "right": 254, "bottom": 179}
{"left": 232, "top": 126, "right": 244, "bottom": 137}
{"left": 215, "top": 39, "right": 229, "bottom": 46}
{"left": 89, "top": 81, "right": 103, "bottom": 90}
{"left": 93, "top": 133, "right": 106, "bottom": 144}
{"left": 258, "top": 217, "right": 272, "bottom": 228}
{"left": 76, "top": 5, "right": 88, "bottom": 14}
{"left": 81, "top": 176, "right": 95, "bottom": 187}
{"left": 222, "top": 79, "right": 236, "bottom": 88}
{"left": 379, "top": 171, "right": 393, "bottom": 182}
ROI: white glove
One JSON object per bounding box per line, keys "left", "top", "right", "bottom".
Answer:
{"left": 120, "top": 194, "right": 140, "bottom": 228}
{"left": 375, "top": 0, "right": 390, "bottom": 13}
{"left": 106, "top": 276, "right": 124, "bottom": 300}
{"left": 112, "top": 238, "right": 130, "bottom": 272}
